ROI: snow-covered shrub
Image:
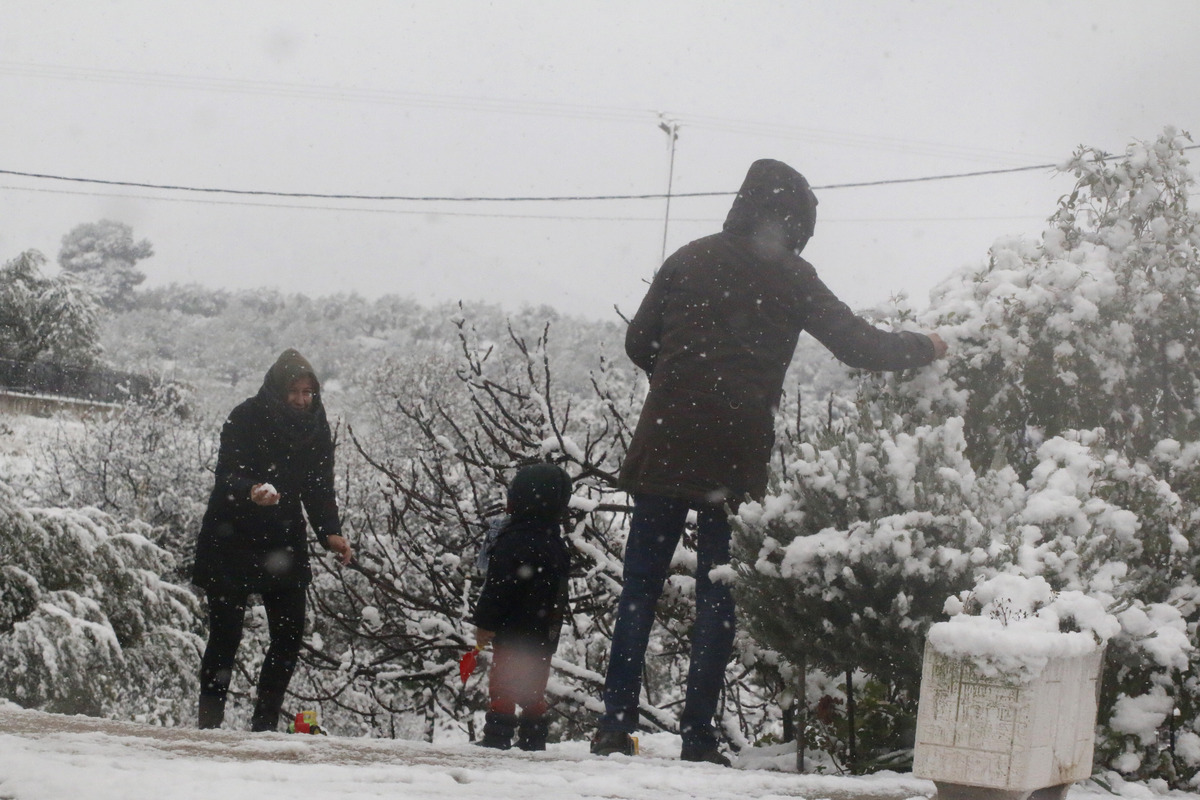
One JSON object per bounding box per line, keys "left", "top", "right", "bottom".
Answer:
{"left": 733, "top": 128, "right": 1200, "bottom": 783}
{"left": 39, "top": 384, "right": 216, "bottom": 582}
{"left": 284, "top": 319, "right": 645, "bottom": 741}
{"left": 0, "top": 479, "right": 204, "bottom": 724}
{"left": 914, "top": 129, "right": 1200, "bottom": 783}
{"left": 295, "top": 318, "right": 780, "bottom": 747}
{"left": 734, "top": 414, "right": 988, "bottom": 699}
{"left": 732, "top": 411, "right": 995, "bottom": 769}
{"left": 925, "top": 127, "right": 1200, "bottom": 473}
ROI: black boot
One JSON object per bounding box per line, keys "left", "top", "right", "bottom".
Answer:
{"left": 590, "top": 729, "right": 637, "bottom": 756}
{"left": 250, "top": 686, "right": 286, "bottom": 732}
{"left": 477, "top": 711, "right": 518, "bottom": 749}
{"left": 516, "top": 717, "right": 549, "bottom": 751}
{"left": 681, "top": 741, "right": 732, "bottom": 767}
{"left": 198, "top": 693, "right": 225, "bottom": 730}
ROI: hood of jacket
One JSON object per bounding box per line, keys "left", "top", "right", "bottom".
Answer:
{"left": 722, "top": 159, "right": 819, "bottom": 254}
{"left": 506, "top": 463, "right": 572, "bottom": 524}
{"left": 257, "top": 348, "right": 322, "bottom": 407}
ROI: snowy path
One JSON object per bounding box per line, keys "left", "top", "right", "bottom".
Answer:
{"left": 0, "top": 704, "right": 941, "bottom": 800}
{"left": 0, "top": 705, "right": 1166, "bottom": 800}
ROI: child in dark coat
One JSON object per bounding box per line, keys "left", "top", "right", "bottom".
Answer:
{"left": 472, "top": 463, "right": 573, "bottom": 751}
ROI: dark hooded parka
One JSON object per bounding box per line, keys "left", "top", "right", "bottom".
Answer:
{"left": 472, "top": 463, "right": 573, "bottom": 647}
{"left": 193, "top": 349, "right": 341, "bottom": 594}
{"left": 619, "top": 159, "right": 937, "bottom": 504}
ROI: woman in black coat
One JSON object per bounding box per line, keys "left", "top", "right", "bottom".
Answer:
{"left": 192, "top": 349, "right": 352, "bottom": 731}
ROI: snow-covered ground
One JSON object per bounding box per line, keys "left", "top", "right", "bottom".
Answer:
{"left": 0, "top": 704, "right": 1188, "bottom": 800}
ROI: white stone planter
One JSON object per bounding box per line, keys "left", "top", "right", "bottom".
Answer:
{"left": 913, "top": 640, "right": 1104, "bottom": 800}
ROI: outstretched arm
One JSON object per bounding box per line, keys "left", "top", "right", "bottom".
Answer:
{"left": 303, "top": 447, "right": 350, "bottom": 563}
{"left": 802, "top": 270, "right": 944, "bottom": 370}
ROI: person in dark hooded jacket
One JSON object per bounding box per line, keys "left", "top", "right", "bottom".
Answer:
{"left": 591, "top": 159, "right": 948, "bottom": 765}
{"left": 471, "top": 463, "right": 573, "bottom": 751}
{"left": 192, "top": 348, "right": 352, "bottom": 732}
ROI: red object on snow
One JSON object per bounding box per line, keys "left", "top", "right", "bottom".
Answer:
{"left": 459, "top": 646, "right": 483, "bottom": 684}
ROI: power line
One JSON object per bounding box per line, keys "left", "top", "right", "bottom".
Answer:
{"left": 1, "top": 145, "right": 1195, "bottom": 205}
{"left": 0, "top": 61, "right": 650, "bottom": 125}
{"left": 0, "top": 183, "right": 1049, "bottom": 224}
{"left": 0, "top": 183, "right": 670, "bottom": 220}
{"left": 0, "top": 161, "right": 1071, "bottom": 203}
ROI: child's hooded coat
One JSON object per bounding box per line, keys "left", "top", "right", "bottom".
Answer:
{"left": 472, "top": 464, "right": 572, "bottom": 646}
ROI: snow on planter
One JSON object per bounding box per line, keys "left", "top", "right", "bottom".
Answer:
{"left": 913, "top": 574, "right": 1119, "bottom": 800}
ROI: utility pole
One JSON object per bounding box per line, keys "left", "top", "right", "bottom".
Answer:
{"left": 658, "top": 114, "right": 680, "bottom": 265}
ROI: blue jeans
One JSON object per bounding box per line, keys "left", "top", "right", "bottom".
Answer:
{"left": 599, "top": 493, "right": 736, "bottom": 747}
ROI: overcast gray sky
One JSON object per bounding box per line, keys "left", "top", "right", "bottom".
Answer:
{"left": 2, "top": 0, "right": 1198, "bottom": 321}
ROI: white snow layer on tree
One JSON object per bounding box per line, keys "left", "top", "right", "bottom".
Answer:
{"left": 0, "top": 476, "right": 203, "bottom": 722}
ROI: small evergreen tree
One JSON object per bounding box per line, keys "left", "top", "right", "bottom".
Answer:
{"left": 0, "top": 249, "right": 100, "bottom": 366}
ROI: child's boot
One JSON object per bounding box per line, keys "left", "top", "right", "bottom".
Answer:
{"left": 477, "top": 711, "right": 517, "bottom": 749}
{"left": 516, "top": 717, "right": 549, "bottom": 751}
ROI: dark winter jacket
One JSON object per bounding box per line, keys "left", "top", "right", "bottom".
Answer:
{"left": 619, "top": 159, "right": 937, "bottom": 504}
{"left": 472, "top": 464, "right": 572, "bottom": 646}
{"left": 192, "top": 349, "right": 341, "bottom": 594}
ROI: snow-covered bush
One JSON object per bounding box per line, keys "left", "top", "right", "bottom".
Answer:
{"left": 734, "top": 128, "right": 1200, "bottom": 783}
{"left": 733, "top": 414, "right": 988, "bottom": 706}
{"left": 925, "top": 127, "right": 1200, "bottom": 473}
{"left": 0, "top": 249, "right": 101, "bottom": 366}
{"left": 0, "top": 479, "right": 205, "bottom": 724}
{"left": 917, "top": 129, "right": 1200, "bottom": 783}
{"left": 39, "top": 384, "right": 216, "bottom": 583}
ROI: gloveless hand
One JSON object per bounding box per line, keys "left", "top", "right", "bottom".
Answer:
{"left": 250, "top": 483, "right": 280, "bottom": 506}
{"left": 326, "top": 534, "right": 353, "bottom": 565}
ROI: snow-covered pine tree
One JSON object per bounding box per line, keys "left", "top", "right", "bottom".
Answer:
{"left": 58, "top": 220, "right": 154, "bottom": 312}
{"left": 731, "top": 406, "right": 994, "bottom": 769}
{"left": 915, "top": 128, "right": 1200, "bottom": 783}
{"left": 0, "top": 478, "right": 205, "bottom": 725}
